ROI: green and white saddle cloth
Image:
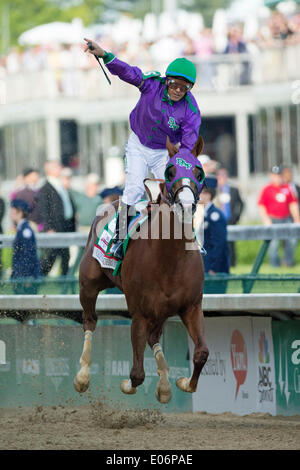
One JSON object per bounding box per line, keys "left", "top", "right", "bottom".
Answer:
{"left": 92, "top": 200, "right": 149, "bottom": 276}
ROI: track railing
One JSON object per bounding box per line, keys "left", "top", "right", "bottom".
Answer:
{"left": 1, "top": 223, "right": 300, "bottom": 295}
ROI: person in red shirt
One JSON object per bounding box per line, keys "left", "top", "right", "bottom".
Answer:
{"left": 258, "top": 165, "right": 300, "bottom": 267}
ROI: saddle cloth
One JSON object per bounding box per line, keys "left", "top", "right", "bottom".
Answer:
{"left": 92, "top": 200, "right": 149, "bottom": 276}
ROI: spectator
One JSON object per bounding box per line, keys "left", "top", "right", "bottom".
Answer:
{"left": 99, "top": 186, "right": 123, "bottom": 205}
{"left": 201, "top": 176, "right": 230, "bottom": 275}
{"left": 38, "top": 160, "right": 75, "bottom": 276}
{"left": 198, "top": 154, "right": 218, "bottom": 177}
{"left": 10, "top": 174, "right": 24, "bottom": 200}
{"left": 0, "top": 192, "right": 5, "bottom": 278}
{"left": 12, "top": 167, "right": 41, "bottom": 229}
{"left": 216, "top": 168, "right": 244, "bottom": 267}
{"left": 195, "top": 154, "right": 218, "bottom": 235}
{"left": 194, "top": 28, "right": 215, "bottom": 89}
{"left": 60, "top": 167, "right": 77, "bottom": 233}
{"left": 10, "top": 199, "right": 40, "bottom": 294}
{"left": 281, "top": 165, "right": 300, "bottom": 204}
{"left": 257, "top": 165, "right": 300, "bottom": 267}
{"left": 70, "top": 173, "right": 102, "bottom": 232}
{"left": 224, "top": 26, "right": 250, "bottom": 85}
{"left": 281, "top": 165, "right": 300, "bottom": 261}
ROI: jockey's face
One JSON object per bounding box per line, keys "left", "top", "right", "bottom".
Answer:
{"left": 166, "top": 77, "right": 193, "bottom": 101}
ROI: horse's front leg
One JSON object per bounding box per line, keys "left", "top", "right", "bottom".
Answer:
{"left": 148, "top": 324, "right": 172, "bottom": 404}
{"left": 121, "top": 315, "right": 147, "bottom": 395}
{"left": 74, "top": 278, "right": 99, "bottom": 393}
{"left": 177, "top": 304, "right": 209, "bottom": 393}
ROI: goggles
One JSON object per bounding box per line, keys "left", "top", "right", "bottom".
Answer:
{"left": 166, "top": 78, "right": 193, "bottom": 93}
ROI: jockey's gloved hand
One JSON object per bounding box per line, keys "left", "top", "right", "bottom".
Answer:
{"left": 84, "top": 38, "right": 106, "bottom": 58}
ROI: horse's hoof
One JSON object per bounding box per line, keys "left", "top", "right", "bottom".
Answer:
{"left": 73, "top": 377, "right": 89, "bottom": 393}
{"left": 120, "top": 379, "right": 137, "bottom": 395}
{"left": 155, "top": 378, "right": 172, "bottom": 404}
{"left": 155, "top": 387, "right": 172, "bottom": 404}
{"left": 176, "top": 377, "right": 194, "bottom": 393}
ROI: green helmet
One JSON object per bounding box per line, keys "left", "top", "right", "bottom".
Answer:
{"left": 166, "top": 58, "right": 197, "bottom": 84}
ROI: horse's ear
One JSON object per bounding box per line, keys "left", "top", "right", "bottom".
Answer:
{"left": 192, "top": 135, "right": 204, "bottom": 157}
{"left": 166, "top": 136, "right": 179, "bottom": 158}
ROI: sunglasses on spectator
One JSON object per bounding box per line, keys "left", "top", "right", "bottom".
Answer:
{"left": 166, "top": 79, "right": 193, "bottom": 93}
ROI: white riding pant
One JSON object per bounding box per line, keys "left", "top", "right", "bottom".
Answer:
{"left": 122, "top": 132, "right": 169, "bottom": 206}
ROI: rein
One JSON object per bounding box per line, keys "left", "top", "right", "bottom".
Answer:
{"left": 143, "top": 178, "right": 172, "bottom": 207}
{"left": 143, "top": 177, "right": 198, "bottom": 208}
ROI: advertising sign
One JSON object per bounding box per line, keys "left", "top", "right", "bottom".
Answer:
{"left": 252, "top": 318, "right": 276, "bottom": 415}
{"left": 272, "top": 321, "right": 300, "bottom": 416}
{"left": 190, "top": 317, "right": 257, "bottom": 415}
{"left": 0, "top": 318, "right": 192, "bottom": 411}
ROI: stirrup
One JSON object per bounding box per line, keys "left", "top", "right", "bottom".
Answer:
{"left": 110, "top": 240, "right": 124, "bottom": 260}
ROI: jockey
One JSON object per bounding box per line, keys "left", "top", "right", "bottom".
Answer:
{"left": 84, "top": 38, "right": 202, "bottom": 260}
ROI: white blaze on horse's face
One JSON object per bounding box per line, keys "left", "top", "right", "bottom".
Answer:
{"left": 174, "top": 178, "right": 194, "bottom": 224}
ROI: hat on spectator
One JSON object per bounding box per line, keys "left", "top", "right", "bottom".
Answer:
{"left": 270, "top": 165, "right": 282, "bottom": 174}
{"left": 22, "top": 167, "right": 39, "bottom": 177}
{"left": 86, "top": 173, "right": 100, "bottom": 185}
{"left": 11, "top": 199, "right": 31, "bottom": 214}
{"left": 198, "top": 155, "right": 211, "bottom": 165}
{"left": 99, "top": 186, "right": 123, "bottom": 199}
{"left": 204, "top": 176, "right": 217, "bottom": 189}
{"left": 61, "top": 167, "right": 73, "bottom": 178}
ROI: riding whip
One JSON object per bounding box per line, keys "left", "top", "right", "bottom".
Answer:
{"left": 87, "top": 42, "right": 111, "bottom": 85}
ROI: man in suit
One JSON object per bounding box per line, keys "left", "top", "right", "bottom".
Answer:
{"left": 216, "top": 167, "right": 244, "bottom": 267}
{"left": 38, "top": 160, "right": 76, "bottom": 276}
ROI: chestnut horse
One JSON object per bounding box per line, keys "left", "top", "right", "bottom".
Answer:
{"left": 74, "top": 136, "right": 209, "bottom": 403}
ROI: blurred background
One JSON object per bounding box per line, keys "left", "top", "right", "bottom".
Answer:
{"left": 0, "top": 0, "right": 300, "bottom": 287}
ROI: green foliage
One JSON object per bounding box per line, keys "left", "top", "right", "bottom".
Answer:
{"left": 0, "top": 0, "right": 103, "bottom": 51}
{"left": 178, "top": 0, "right": 232, "bottom": 27}
{"left": 233, "top": 239, "right": 300, "bottom": 273}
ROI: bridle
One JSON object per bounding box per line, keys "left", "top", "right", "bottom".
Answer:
{"left": 169, "top": 183, "right": 199, "bottom": 208}
{"left": 144, "top": 178, "right": 199, "bottom": 212}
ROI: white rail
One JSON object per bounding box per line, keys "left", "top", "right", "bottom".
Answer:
{"left": 1, "top": 224, "right": 300, "bottom": 248}
{"left": 0, "top": 294, "right": 299, "bottom": 316}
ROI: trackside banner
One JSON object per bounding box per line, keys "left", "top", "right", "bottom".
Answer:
{"left": 272, "top": 321, "right": 300, "bottom": 416}
{"left": 189, "top": 317, "right": 276, "bottom": 415}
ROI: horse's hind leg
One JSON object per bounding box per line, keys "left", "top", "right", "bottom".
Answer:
{"left": 148, "top": 324, "right": 172, "bottom": 404}
{"left": 121, "top": 315, "right": 147, "bottom": 395}
{"left": 177, "top": 304, "right": 209, "bottom": 393}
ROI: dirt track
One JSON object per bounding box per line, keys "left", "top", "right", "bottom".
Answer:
{"left": 1, "top": 400, "right": 299, "bottom": 450}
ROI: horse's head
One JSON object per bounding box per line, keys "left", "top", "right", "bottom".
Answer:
{"left": 163, "top": 136, "right": 205, "bottom": 222}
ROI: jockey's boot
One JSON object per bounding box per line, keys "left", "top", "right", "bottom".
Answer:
{"left": 110, "top": 202, "right": 131, "bottom": 260}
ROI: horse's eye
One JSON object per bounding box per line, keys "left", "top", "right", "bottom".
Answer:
{"left": 194, "top": 165, "right": 205, "bottom": 184}
{"left": 164, "top": 165, "right": 176, "bottom": 183}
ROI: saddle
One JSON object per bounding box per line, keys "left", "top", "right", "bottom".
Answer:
{"left": 93, "top": 199, "right": 149, "bottom": 276}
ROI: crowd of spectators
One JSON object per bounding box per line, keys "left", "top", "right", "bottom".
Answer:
{"left": 0, "top": 163, "right": 123, "bottom": 288}
{"left": 0, "top": 10, "right": 300, "bottom": 79}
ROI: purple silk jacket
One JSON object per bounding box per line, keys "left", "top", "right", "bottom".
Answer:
{"left": 103, "top": 52, "right": 201, "bottom": 151}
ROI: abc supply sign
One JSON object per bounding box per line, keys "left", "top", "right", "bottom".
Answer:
{"left": 190, "top": 317, "right": 276, "bottom": 415}
{"left": 272, "top": 322, "right": 300, "bottom": 415}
